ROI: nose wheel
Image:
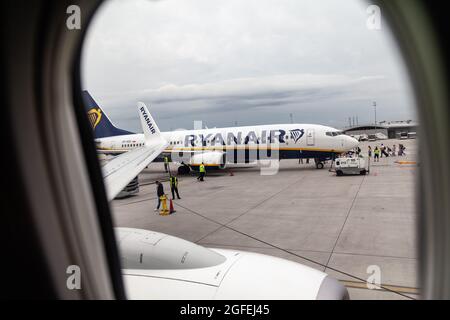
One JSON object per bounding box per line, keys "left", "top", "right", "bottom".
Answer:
{"left": 314, "top": 159, "right": 325, "bottom": 169}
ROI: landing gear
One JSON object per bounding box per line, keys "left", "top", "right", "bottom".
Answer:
{"left": 314, "top": 158, "right": 325, "bottom": 169}
{"left": 177, "top": 164, "right": 191, "bottom": 175}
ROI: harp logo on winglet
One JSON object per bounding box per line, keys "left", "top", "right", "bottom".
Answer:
{"left": 140, "top": 106, "right": 156, "bottom": 134}
{"left": 87, "top": 108, "right": 102, "bottom": 130}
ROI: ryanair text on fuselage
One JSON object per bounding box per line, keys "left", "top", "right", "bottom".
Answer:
{"left": 183, "top": 129, "right": 304, "bottom": 148}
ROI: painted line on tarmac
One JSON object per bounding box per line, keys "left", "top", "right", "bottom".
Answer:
{"left": 340, "top": 280, "right": 419, "bottom": 295}
{"left": 175, "top": 201, "right": 416, "bottom": 300}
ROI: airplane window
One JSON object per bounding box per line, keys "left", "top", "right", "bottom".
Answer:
{"left": 81, "top": 0, "right": 418, "bottom": 300}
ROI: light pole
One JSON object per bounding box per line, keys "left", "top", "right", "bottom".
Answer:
{"left": 373, "top": 101, "right": 377, "bottom": 126}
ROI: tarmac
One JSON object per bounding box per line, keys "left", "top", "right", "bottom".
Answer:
{"left": 111, "top": 138, "right": 419, "bottom": 300}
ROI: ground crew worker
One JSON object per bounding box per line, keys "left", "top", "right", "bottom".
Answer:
{"left": 398, "top": 144, "right": 406, "bottom": 156}
{"left": 374, "top": 147, "right": 380, "bottom": 162}
{"left": 197, "top": 162, "right": 206, "bottom": 181}
{"left": 163, "top": 156, "right": 169, "bottom": 173}
{"left": 170, "top": 175, "right": 181, "bottom": 199}
{"left": 368, "top": 146, "right": 372, "bottom": 158}
{"left": 381, "top": 144, "right": 389, "bottom": 158}
{"left": 154, "top": 181, "right": 165, "bottom": 211}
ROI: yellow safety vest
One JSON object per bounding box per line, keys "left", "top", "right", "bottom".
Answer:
{"left": 170, "top": 176, "right": 178, "bottom": 187}
{"left": 164, "top": 156, "right": 169, "bottom": 164}
{"left": 199, "top": 164, "right": 206, "bottom": 173}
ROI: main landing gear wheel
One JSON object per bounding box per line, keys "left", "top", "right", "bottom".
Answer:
{"left": 177, "top": 165, "right": 191, "bottom": 175}
{"left": 316, "top": 162, "right": 324, "bottom": 169}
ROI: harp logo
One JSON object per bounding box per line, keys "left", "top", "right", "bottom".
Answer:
{"left": 87, "top": 108, "right": 102, "bottom": 130}
{"left": 290, "top": 129, "right": 305, "bottom": 143}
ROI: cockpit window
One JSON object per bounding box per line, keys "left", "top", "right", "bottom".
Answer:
{"left": 326, "top": 131, "right": 344, "bottom": 137}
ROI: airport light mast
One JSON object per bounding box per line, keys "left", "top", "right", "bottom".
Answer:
{"left": 373, "top": 101, "right": 377, "bottom": 126}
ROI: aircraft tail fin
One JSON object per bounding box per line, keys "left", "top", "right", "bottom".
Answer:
{"left": 82, "top": 90, "right": 134, "bottom": 138}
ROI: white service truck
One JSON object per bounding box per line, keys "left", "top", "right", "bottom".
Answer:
{"left": 334, "top": 156, "right": 368, "bottom": 176}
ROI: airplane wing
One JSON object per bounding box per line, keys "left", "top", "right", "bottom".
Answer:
{"left": 102, "top": 102, "right": 168, "bottom": 201}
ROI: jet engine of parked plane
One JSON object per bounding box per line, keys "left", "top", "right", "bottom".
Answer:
{"left": 189, "top": 151, "right": 226, "bottom": 170}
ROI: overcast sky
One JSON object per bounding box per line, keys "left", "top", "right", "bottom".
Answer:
{"left": 81, "top": 0, "right": 416, "bottom": 132}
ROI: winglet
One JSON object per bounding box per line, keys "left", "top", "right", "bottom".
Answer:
{"left": 137, "top": 102, "right": 162, "bottom": 144}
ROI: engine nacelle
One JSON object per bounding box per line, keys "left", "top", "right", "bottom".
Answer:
{"left": 117, "top": 228, "right": 349, "bottom": 300}
{"left": 189, "top": 151, "right": 226, "bottom": 169}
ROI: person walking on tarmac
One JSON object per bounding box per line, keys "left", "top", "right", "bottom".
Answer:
{"left": 374, "top": 146, "right": 380, "bottom": 162}
{"left": 381, "top": 144, "right": 389, "bottom": 158}
{"left": 170, "top": 175, "right": 181, "bottom": 199}
{"left": 163, "top": 155, "right": 169, "bottom": 173}
{"left": 154, "top": 181, "right": 165, "bottom": 212}
{"left": 197, "top": 162, "right": 206, "bottom": 181}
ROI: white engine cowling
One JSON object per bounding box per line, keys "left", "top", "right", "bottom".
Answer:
{"left": 117, "top": 228, "right": 349, "bottom": 300}
{"left": 189, "top": 151, "right": 226, "bottom": 169}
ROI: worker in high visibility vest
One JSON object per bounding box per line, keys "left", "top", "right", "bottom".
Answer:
{"left": 169, "top": 175, "right": 181, "bottom": 199}
{"left": 163, "top": 156, "right": 169, "bottom": 173}
{"left": 374, "top": 147, "right": 381, "bottom": 162}
{"left": 197, "top": 163, "right": 206, "bottom": 181}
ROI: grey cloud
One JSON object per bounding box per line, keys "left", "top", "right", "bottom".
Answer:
{"left": 82, "top": 0, "right": 416, "bottom": 131}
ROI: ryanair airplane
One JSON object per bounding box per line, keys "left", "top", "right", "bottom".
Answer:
{"left": 83, "top": 91, "right": 359, "bottom": 173}
{"left": 86, "top": 97, "right": 348, "bottom": 300}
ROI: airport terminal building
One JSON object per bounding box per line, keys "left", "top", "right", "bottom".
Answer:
{"left": 343, "top": 120, "right": 418, "bottom": 139}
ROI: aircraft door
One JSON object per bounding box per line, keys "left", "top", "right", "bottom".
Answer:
{"left": 306, "top": 129, "right": 315, "bottom": 146}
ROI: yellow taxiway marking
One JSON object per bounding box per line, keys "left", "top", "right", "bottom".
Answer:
{"left": 395, "top": 161, "right": 417, "bottom": 165}
{"left": 340, "top": 280, "right": 420, "bottom": 295}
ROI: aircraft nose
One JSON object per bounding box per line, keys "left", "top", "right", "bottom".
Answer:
{"left": 345, "top": 135, "right": 359, "bottom": 150}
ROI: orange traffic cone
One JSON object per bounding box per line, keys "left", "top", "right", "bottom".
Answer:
{"left": 169, "top": 199, "right": 176, "bottom": 214}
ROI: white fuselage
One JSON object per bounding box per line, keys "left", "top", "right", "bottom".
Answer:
{"left": 95, "top": 124, "right": 359, "bottom": 164}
